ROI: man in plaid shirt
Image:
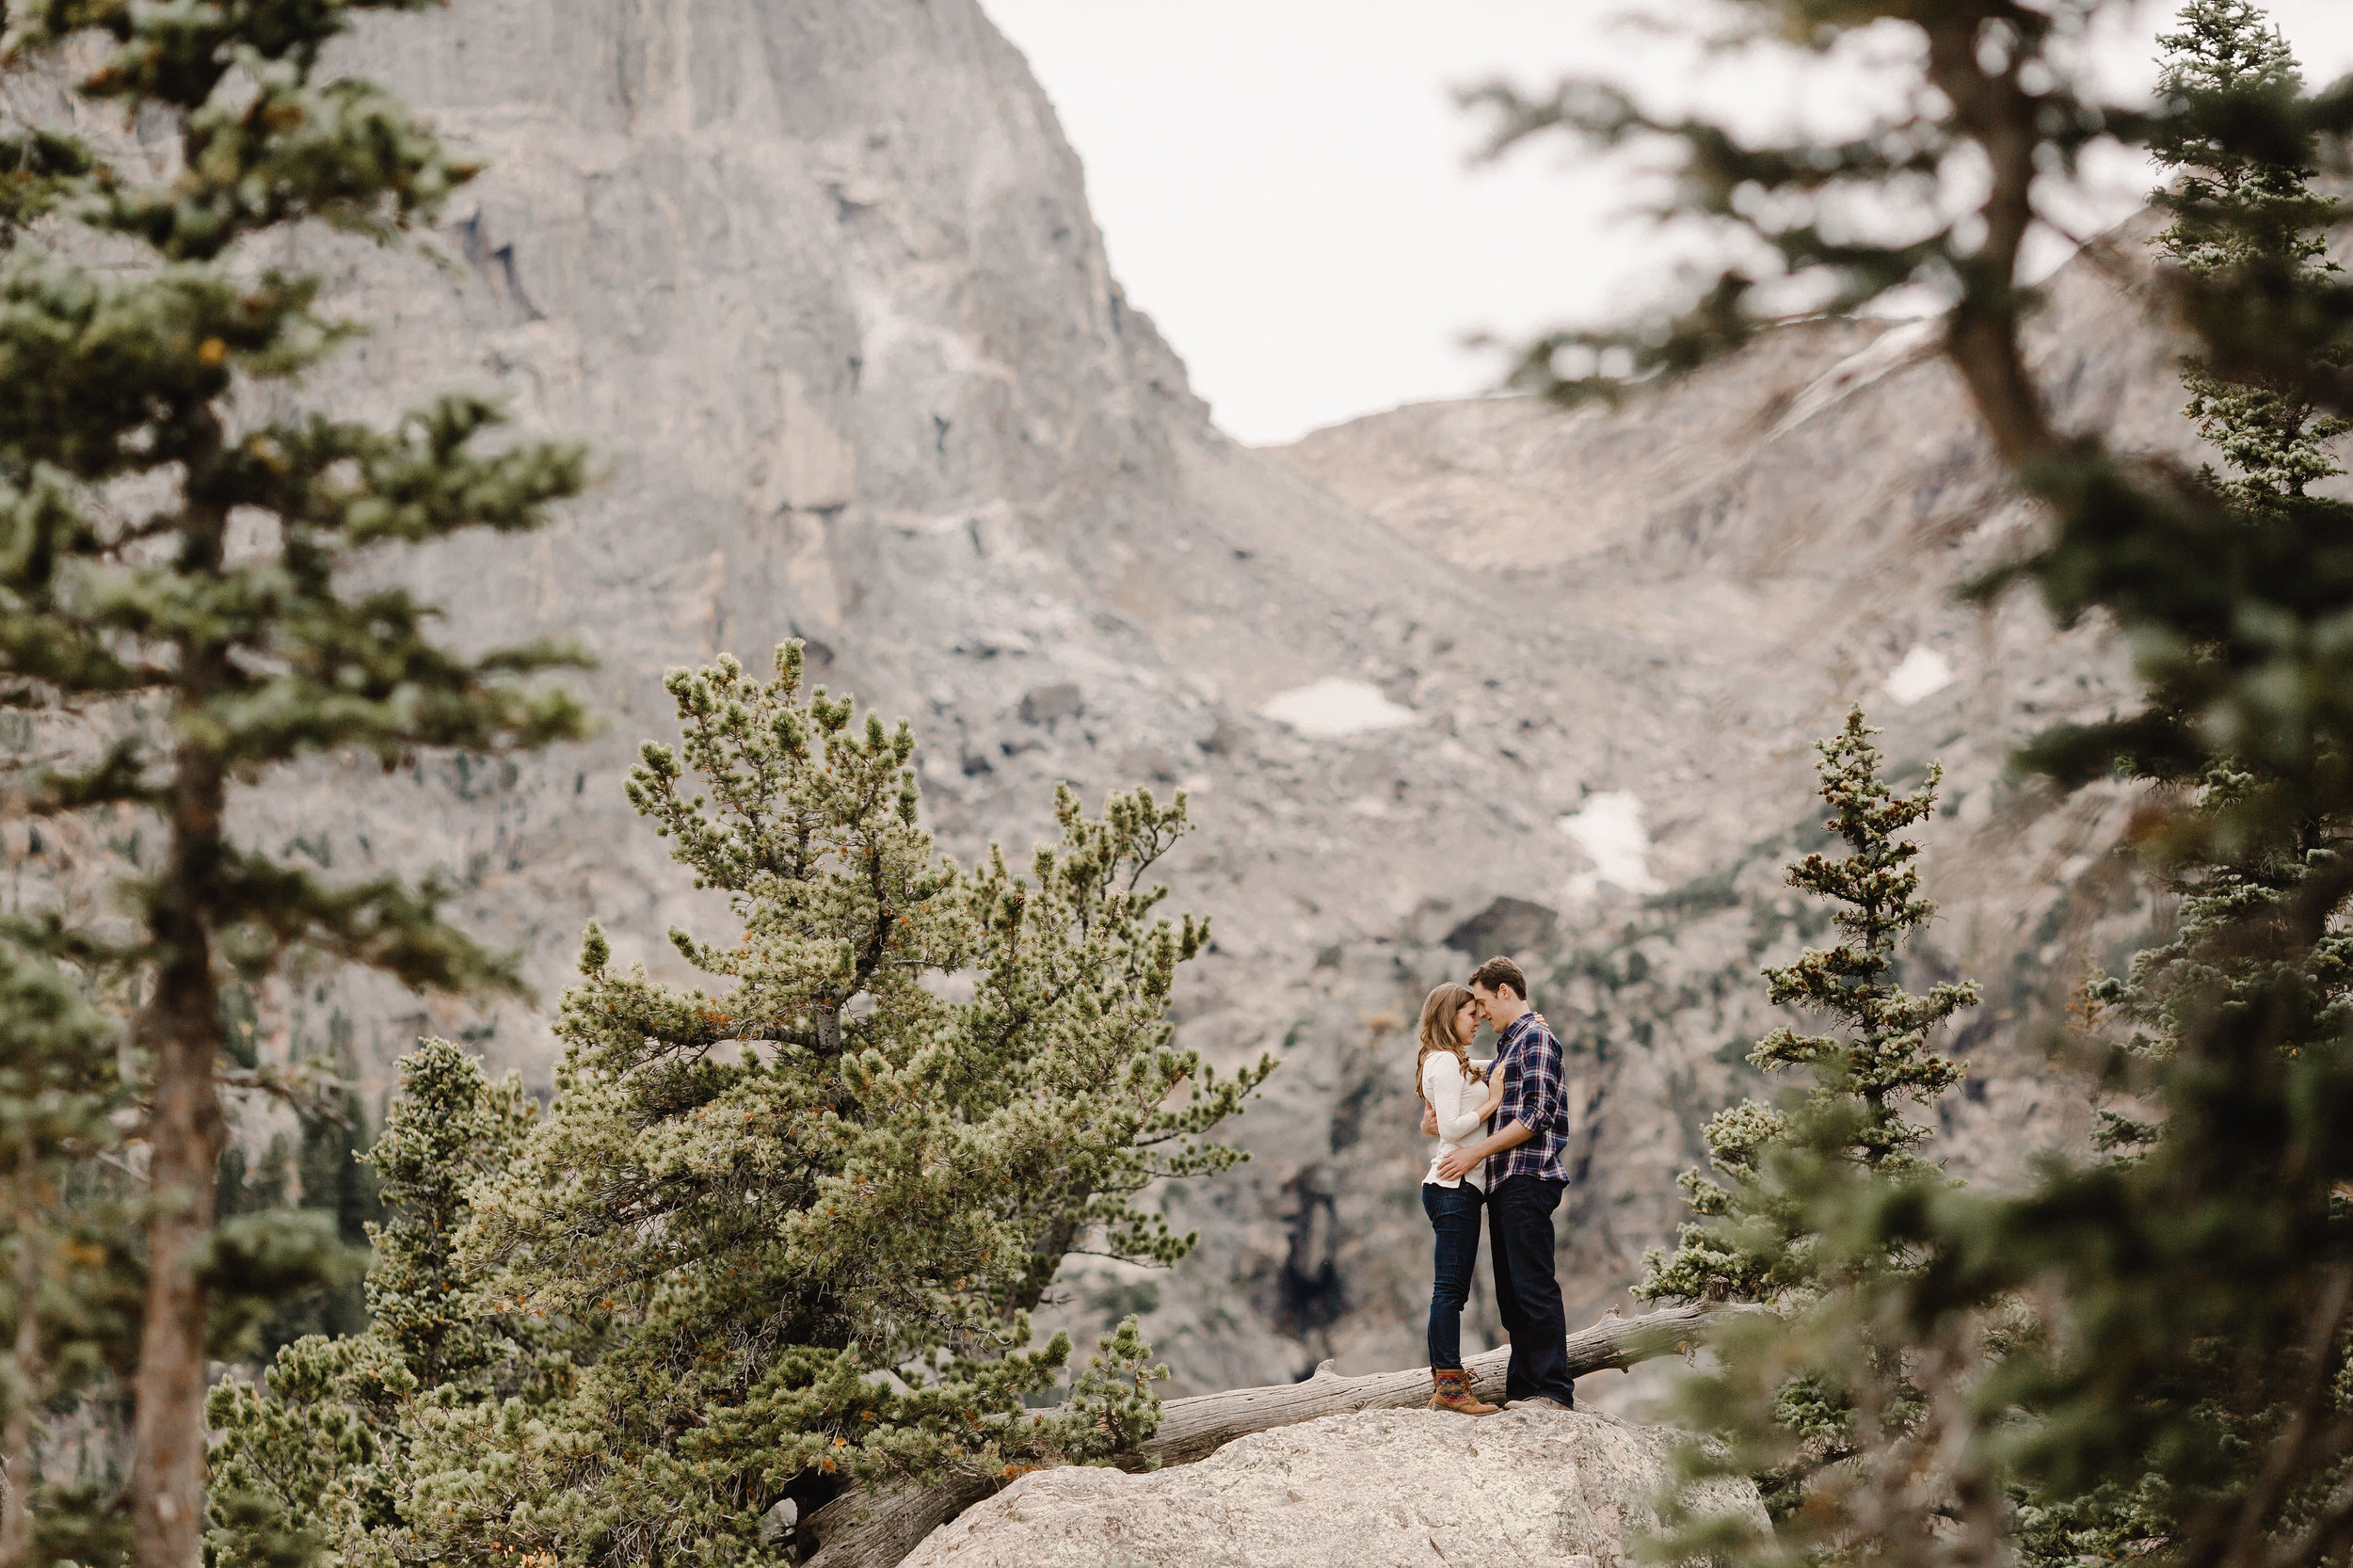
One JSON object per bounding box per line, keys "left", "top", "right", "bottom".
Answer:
{"left": 1432, "top": 955, "right": 1577, "bottom": 1410}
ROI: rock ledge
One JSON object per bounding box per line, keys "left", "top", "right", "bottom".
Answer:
{"left": 902, "top": 1405, "right": 1767, "bottom": 1568}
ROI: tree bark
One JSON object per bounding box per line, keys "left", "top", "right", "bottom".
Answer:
{"left": 801, "top": 1302, "right": 1726, "bottom": 1568}
{"left": 0, "top": 1168, "right": 40, "bottom": 1568}
{"left": 131, "top": 744, "right": 228, "bottom": 1568}
{"left": 1919, "top": 15, "right": 2068, "bottom": 475}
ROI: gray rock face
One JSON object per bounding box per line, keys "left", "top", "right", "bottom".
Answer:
{"left": 901, "top": 1406, "right": 1767, "bottom": 1568}
{"left": 9, "top": 0, "right": 2200, "bottom": 1401}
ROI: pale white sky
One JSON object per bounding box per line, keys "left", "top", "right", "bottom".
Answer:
{"left": 981, "top": 1, "right": 2353, "bottom": 447}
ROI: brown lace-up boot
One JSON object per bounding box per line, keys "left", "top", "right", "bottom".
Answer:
{"left": 1428, "top": 1368, "right": 1499, "bottom": 1416}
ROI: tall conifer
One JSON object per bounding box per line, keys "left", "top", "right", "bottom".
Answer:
{"left": 1641, "top": 712, "right": 1976, "bottom": 1532}
{"left": 1474, "top": 4, "right": 2353, "bottom": 1567}
{"left": 2098, "top": 0, "right": 2353, "bottom": 1084}
{"left": 1993, "top": 12, "right": 2353, "bottom": 1562}
{"left": 0, "top": 6, "right": 591, "bottom": 1562}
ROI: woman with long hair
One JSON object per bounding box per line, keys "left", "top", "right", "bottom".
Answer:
{"left": 1417, "top": 981, "right": 1506, "bottom": 1415}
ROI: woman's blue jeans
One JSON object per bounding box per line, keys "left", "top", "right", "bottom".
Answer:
{"left": 1422, "top": 1179, "right": 1485, "bottom": 1370}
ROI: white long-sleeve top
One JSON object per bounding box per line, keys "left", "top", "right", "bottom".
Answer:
{"left": 1421, "top": 1052, "right": 1496, "bottom": 1191}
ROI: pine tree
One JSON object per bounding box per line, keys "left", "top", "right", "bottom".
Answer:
{"left": 1462, "top": 1, "right": 2353, "bottom": 1566}
{"left": 204, "top": 1040, "right": 537, "bottom": 1568}
{"left": 1642, "top": 711, "right": 1975, "bottom": 1303}
{"left": 358, "top": 1041, "right": 537, "bottom": 1396}
{"left": 2150, "top": 0, "right": 2345, "bottom": 514}
{"left": 2009, "top": 0, "right": 2352, "bottom": 801}
{"left": 1639, "top": 711, "right": 1976, "bottom": 1528}
{"left": 2084, "top": 1, "right": 2353, "bottom": 1107}
{"left": 1987, "top": 13, "right": 2353, "bottom": 1563}
{"left": 397, "top": 645, "right": 1268, "bottom": 1567}
{"left": 0, "top": 942, "right": 133, "bottom": 1568}
{"left": 0, "top": 8, "right": 592, "bottom": 1564}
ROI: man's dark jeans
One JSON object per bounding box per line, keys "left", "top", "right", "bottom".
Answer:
{"left": 1421, "top": 1180, "right": 1485, "bottom": 1369}
{"left": 1488, "top": 1174, "right": 1577, "bottom": 1406}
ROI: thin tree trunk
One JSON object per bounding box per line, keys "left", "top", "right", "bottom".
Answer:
{"left": 801, "top": 1301, "right": 1729, "bottom": 1568}
{"left": 0, "top": 1166, "right": 40, "bottom": 1568}
{"left": 131, "top": 745, "right": 228, "bottom": 1568}
{"left": 1919, "top": 19, "right": 2066, "bottom": 476}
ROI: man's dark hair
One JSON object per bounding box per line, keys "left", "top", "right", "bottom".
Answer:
{"left": 1469, "top": 956, "right": 1528, "bottom": 1001}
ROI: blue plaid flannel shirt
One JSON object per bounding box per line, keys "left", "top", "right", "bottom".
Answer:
{"left": 1489, "top": 1012, "right": 1568, "bottom": 1184}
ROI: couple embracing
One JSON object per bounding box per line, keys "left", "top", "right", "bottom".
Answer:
{"left": 1415, "top": 956, "right": 1577, "bottom": 1417}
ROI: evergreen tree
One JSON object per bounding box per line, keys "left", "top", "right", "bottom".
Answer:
{"left": 1990, "top": 13, "right": 2353, "bottom": 1564}
{"left": 357, "top": 1041, "right": 536, "bottom": 1397}
{"left": 213, "top": 1098, "right": 387, "bottom": 1364}
{"left": 0, "top": 7, "right": 592, "bottom": 1564}
{"left": 2082, "top": 1, "right": 2353, "bottom": 1111}
{"left": 1468, "top": 4, "right": 2353, "bottom": 1567}
{"left": 2150, "top": 0, "right": 2345, "bottom": 515}
{"left": 398, "top": 646, "right": 1267, "bottom": 1567}
{"left": 205, "top": 1040, "right": 536, "bottom": 1568}
{"left": 1639, "top": 711, "right": 1976, "bottom": 1531}
{"left": 0, "top": 943, "right": 134, "bottom": 1568}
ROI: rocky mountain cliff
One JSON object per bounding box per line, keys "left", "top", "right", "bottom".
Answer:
{"left": 8, "top": 0, "right": 2200, "bottom": 1402}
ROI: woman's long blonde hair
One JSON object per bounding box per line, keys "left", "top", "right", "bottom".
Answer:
{"left": 1416, "top": 983, "right": 1479, "bottom": 1108}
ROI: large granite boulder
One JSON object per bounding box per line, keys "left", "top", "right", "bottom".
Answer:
{"left": 901, "top": 1406, "right": 1767, "bottom": 1568}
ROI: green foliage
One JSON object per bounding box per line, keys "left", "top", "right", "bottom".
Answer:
{"left": 1638, "top": 712, "right": 1976, "bottom": 1528}
{"left": 209, "top": 652, "right": 1264, "bottom": 1568}
{"left": 0, "top": 939, "right": 136, "bottom": 1568}
{"left": 215, "top": 1096, "right": 386, "bottom": 1361}
{"left": 1966, "top": 20, "right": 2353, "bottom": 1567}
{"left": 204, "top": 1041, "right": 540, "bottom": 1568}
{"left": 0, "top": 1, "right": 595, "bottom": 1558}
{"left": 1978, "top": 1, "right": 2353, "bottom": 829}
{"left": 205, "top": 1334, "right": 415, "bottom": 1568}
{"left": 1641, "top": 712, "right": 1974, "bottom": 1306}
{"left": 1487, "top": 7, "right": 2353, "bottom": 1568}
{"left": 394, "top": 646, "right": 1254, "bottom": 1566}
{"left": 2152, "top": 2, "right": 2348, "bottom": 513}
{"left": 359, "top": 1040, "right": 537, "bottom": 1394}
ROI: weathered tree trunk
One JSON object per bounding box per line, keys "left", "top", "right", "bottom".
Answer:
{"left": 801, "top": 1302, "right": 1726, "bottom": 1568}
{"left": 0, "top": 1168, "right": 40, "bottom": 1568}
{"left": 131, "top": 744, "right": 229, "bottom": 1568}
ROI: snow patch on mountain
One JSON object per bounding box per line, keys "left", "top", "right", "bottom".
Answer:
{"left": 1259, "top": 679, "right": 1417, "bottom": 737}
{"left": 1885, "top": 647, "right": 1957, "bottom": 705}
{"left": 1560, "top": 792, "right": 1663, "bottom": 899}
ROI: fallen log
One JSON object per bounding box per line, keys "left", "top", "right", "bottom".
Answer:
{"left": 801, "top": 1301, "right": 1729, "bottom": 1568}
